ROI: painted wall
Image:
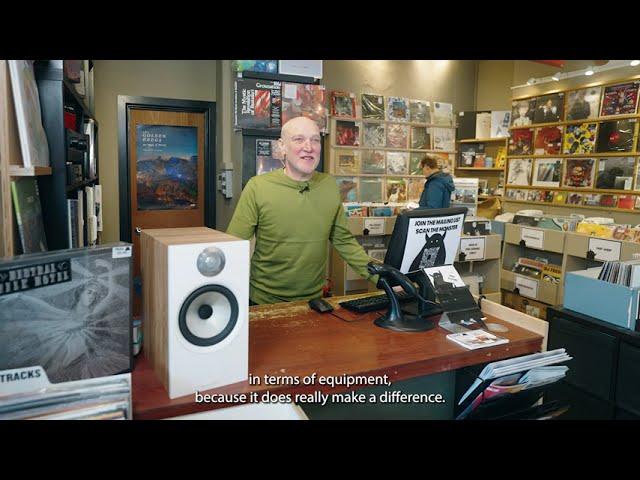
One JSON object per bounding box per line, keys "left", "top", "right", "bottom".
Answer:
{"left": 93, "top": 60, "right": 217, "bottom": 242}
{"left": 323, "top": 60, "right": 477, "bottom": 111}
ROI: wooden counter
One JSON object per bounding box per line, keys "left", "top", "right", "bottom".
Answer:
{"left": 132, "top": 295, "right": 543, "bottom": 419}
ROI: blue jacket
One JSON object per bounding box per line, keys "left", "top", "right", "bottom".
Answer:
{"left": 418, "top": 172, "right": 455, "bottom": 208}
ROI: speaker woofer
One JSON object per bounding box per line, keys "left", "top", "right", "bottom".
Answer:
{"left": 178, "top": 285, "right": 239, "bottom": 347}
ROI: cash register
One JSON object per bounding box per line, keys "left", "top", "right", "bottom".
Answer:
{"left": 340, "top": 207, "right": 485, "bottom": 333}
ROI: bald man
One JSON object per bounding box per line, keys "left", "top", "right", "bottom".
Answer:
{"left": 227, "top": 116, "right": 376, "bottom": 304}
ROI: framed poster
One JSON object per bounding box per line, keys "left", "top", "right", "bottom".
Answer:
{"left": 136, "top": 124, "right": 198, "bottom": 211}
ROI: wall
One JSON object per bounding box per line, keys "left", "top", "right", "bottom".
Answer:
{"left": 93, "top": 60, "right": 217, "bottom": 242}
{"left": 323, "top": 60, "right": 477, "bottom": 111}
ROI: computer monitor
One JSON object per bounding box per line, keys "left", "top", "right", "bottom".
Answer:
{"left": 384, "top": 207, "right": 468, "bottom": 274}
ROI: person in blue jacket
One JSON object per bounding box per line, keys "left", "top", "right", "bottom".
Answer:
{"left": 418, "top": 154, "right": 455, "bottom": 208}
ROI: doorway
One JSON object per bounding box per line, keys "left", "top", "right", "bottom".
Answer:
{"left": 118, "top": 96, "right": 216, "bottom": 315}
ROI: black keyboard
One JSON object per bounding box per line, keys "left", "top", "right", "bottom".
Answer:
{"left": 339, "top": 292, "right": 415, "bottom": 313}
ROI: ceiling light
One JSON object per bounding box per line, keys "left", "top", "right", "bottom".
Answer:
{"left": 551, "top": 72, "right": 561, "bottom": 81}
{"left": 526, "top": 77, "right": 536, "bottom": 85}
{"left": 585, "top": 66, "right": 594, "bottom": 76}
{"left": 631, "top": 60, "right": 640, "bottom": 67}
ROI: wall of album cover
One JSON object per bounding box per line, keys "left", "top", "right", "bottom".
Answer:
{"left": 93, "top": 60, "right": 218, "bottom": 243}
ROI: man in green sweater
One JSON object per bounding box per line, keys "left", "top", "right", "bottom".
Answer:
{"left": 227, "top": 116, "right": 375, "bottom": 304}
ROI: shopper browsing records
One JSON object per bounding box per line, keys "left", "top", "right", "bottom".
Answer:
{"left": 418, "top": 154, "right": 455, "bottom": 209}
{"left": 227, "top": 116, "right": 376, "bottom": 305}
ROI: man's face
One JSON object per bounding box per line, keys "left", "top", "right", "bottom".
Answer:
{"left": 280, "top": 118, "right": 321, "bottom": 178}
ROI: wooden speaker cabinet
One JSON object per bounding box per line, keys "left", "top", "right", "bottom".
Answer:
{"left": 140, "top": 227, "right": 249, "bottom": 399}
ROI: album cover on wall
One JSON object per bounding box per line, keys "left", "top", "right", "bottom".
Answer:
{"left": 361, "top": 93, "right": 385, "bottom": 120}
{"left": 334, "top": 149, "right": 360, "bottom": 175}
{"left": 511, "top": 99, "right": 536, "bottom": 126}
{"left": 336, "top": 120, "right": 360, "bottom": 146}
{"left": 507, "top": 158, "right": 532, "bottom": 186}
{"left": 386, "top": 151, "right": 409, "bottom": 175}
{"left": 533, "top": 93, "right": 564, "bottom": 123}
{"left": 282, "top": 82, "right": 327, "bottom": 132}
{"left": 386, "top": 177, "right": 407, "bottom": 202}
{"left": 362, "top": 122, "right": 385, "bottom": 147}
{"left": 0, "top": 244, "right": 132, "bottom": 384}
{"left": 255, "top": 139, "right": 284, "bottom": 175}
{"left": 386, "top": 97, "right": 410, "bottom": 122}
{"left": 432, "top": 102, "right": 454, "bottom": 126}
{"left": 359, "top": 178, "right": 383, "bottom": 203}
{"left": 600, "top": 81, "right": 640, "bottom": 116}
{"left": 361, "top": 150, "right": 385, "bottom": 174}
{"left": 534, "top": 126, "right": 563, "bottom": 155}
{"left": 505, "top": 189, "right": 528, "bottom": 201}
{"left": 406, "top": 178, "right": 424, "bottom": 202}
{"left": 491, "top": 111, "right": 511, "bottom": 138}
{"left": 526, "top": 190, "right": 541, "bottom": 202}
{"left": 596, "top": 157, "right": 636, "bottom": 190}
{"left": 431, "top": 127, "right": 455, "bottom": 151}
{"left": 410, "top": 126, "right": 430, "bottom": 150}
{"left": 566, "top": 193, "right": 583, "bottom": 205}
{"left": 596, "top": 119, "right": 636, "bottom": 153}
{"left": 234, "top": 78, "right": 281, "bottom": 128}
{"left": 618, "top": 195, "right": 635, "bottom": 209}
{"left": 386, "top": 123, "right": 409, "bottom": 149}
{"left": 599, "top": 194, "right": 618, "bottom": 208}
{"left": 526, "top": 190, "right": 553, "bottom": 203}
{"left": 563, "top": 123, "right": 597, "bottom": 154}
{"left": 583, "top": 194, "right": 602, "bottom": 206}
{"left": 564, "top": 158, "right": 595, "bottom": 188}
{"left": 553, "top": 191, "right": 567, "bottom": 205}
{"left": 409, "top": 152, "right": 424, "bottom": 175}
{"left": 331, "top": 91, "right": 356, "bottom": 118}
{"left": 410, "top": 100, "right": 430, "bottom": 123}
{"left": 566, "top": 86, "right": 602, "bottom": 121}
{"left": 532, "top": 158, "right": 562, "bottom": 187}
{"left": 335, "top": 176, "right": 358, "bottom": 202}
{"left": 434, "top": 153, "right": 454, "bottom": 173}
{"left": 508, "top": 128, "right": 533, "bottom": 155}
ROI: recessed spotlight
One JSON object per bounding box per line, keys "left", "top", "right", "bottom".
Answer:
{"left": 551, "top": 72, "right": 561, "bottom": 81}
{"left": 526, "top": 77, "right": 536, "bottom": 85}
{"left": 585, "top": 66, "right": 594, "bottom": 76}
{"left": 631, "top": 60, "right": 640, "bottom": 67}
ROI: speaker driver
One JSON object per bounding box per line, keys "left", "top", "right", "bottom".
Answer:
{"left": 179, "top": 285, "right": 238, "bottom": 346}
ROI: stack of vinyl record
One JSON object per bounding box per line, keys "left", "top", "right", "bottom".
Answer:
{"left": 0, "top": 373, "right": 131, "bottom": 420}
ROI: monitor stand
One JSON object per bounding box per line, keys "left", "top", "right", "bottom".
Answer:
{"left": 373, "top": 277, "right": 435, "bottom": 332}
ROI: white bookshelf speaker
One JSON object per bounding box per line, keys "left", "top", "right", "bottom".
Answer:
{"left": 141, "top": 227, "right": 249, "bottom": 399}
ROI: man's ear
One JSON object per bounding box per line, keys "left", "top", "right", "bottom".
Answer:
{"left": 278, "top": 137, "right": 285, "bottom": 157}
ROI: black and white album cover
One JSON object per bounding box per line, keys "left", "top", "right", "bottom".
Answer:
{"left": 0, "top": 244, "right": 132, "bottom": 384}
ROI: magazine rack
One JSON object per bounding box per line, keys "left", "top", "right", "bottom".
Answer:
{"left": 456, "top": 381, "right": 568, "bottom": 420}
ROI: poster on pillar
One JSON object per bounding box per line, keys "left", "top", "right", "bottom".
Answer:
{"left": 401, "top": 212, "right": 465, "bottom": 272}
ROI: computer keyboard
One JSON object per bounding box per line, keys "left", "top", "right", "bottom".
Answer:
{"left": 339, "top": 292, "right": 415, "bottom": 313}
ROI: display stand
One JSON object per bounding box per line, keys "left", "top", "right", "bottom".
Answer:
{"left": 500, "top": 223, "right": 566, "bottom": 319}
{"left": 454, "top": 233, "right": 502, "bottom": 304}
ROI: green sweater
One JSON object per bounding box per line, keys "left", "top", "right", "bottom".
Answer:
{"left": 227, "top": 168, "right": 374, "bottom": 304}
